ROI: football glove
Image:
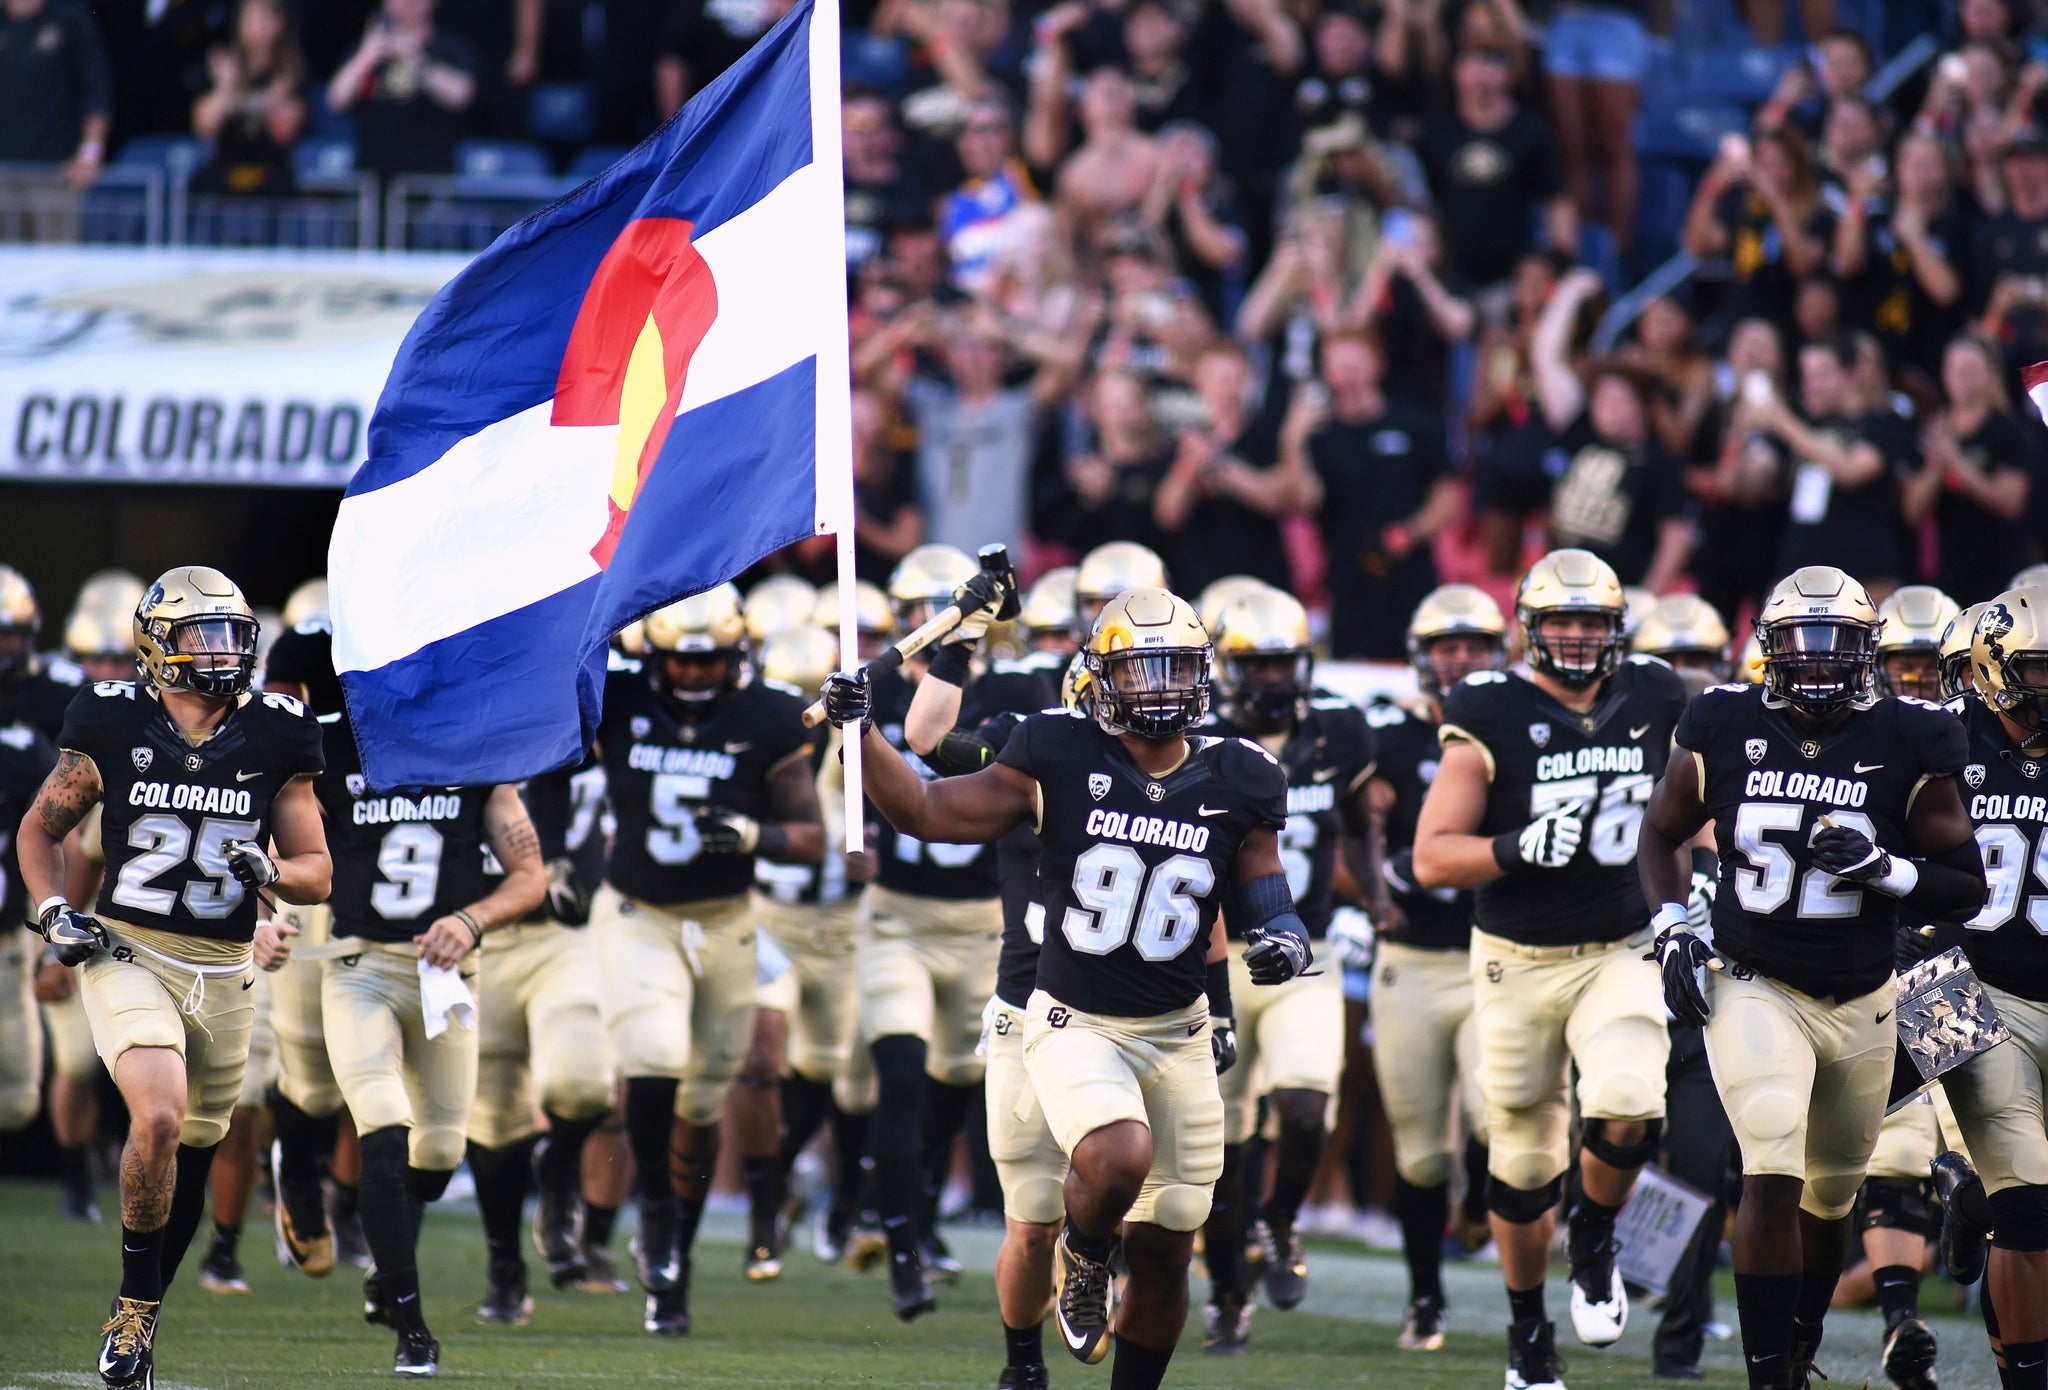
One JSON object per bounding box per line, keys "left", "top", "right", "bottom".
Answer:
{"left": 939, "top": 569, "right": 1010, "bottom": 649}
{"left": 696, "top": 808, "right": 760, "bottom": 855}
{"left": 1648, "top": 902, "right": 1713, "bottom": 1028}
{"left": 1811, "top": 823, "right": 1896, "bottom": 885}
{"left": 1244, "top": 927, "right": 1311, "bottom": 985}
{"left": 1513, "top": 799, "right": 1584, "bottom": 869}
{"left": 1327, "top": 906, "right": 1376, "bottom": 971}
{"left": 1211, "top": 1018, "right": 1238, "bottom": 1075}
{"left": 1685, "top": 866, "right": 1717, "bottom": 933}
{"left": 543, "top": 856, "right": 590, "bottom": 926}
{"left": 821, "top": 669, "right": 873, "bottom": 733}
{"left": 38, "top": 905, "right": 108, "bottom": 968}
{"left": 222, "top": 839, "right": 280, "bottom": 889}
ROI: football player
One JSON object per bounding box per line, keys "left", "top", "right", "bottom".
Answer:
{"left": 0, "top": 720, "right": 58, "bottom": 1144}
{"left": 1633, "top": 595, "right": 1733, "bottom": 696}
{"left": 16, "top": 566, "right": 331, "bottom": 1390}
{"left": 1018, "top": 567, "right": 1079, "bottom": 657}
{"left": 1638, "top": 566, "right": 1985, "bottom": 1390}
{"left": 1875, "top": 587, "right": 1961, "bottom": 702}
{"left": 823, "top": 586, "right": 1302, "bottom": 1390}
{"left": 856, "top": 545, "right": 1049, "bottom": 1319}
{"left": 745, "top": 575, "right": 820, "bottom": 643}
{"left": 1194, "top": 576, "right": 1273, "bottom": 641}
{"left": 1413, "top": 548, "right": 1687, "bottom": 1390}
{"left": 1936, "top": 588, "right": 2048, "bottom": 1390}
{"left": 1370, "top": 583, "right": 1508, "bottom": 1352}
{"left": 1075, "top": 542, "right": 1169, "bottom": 640}
{"left": 1941, "top": 602, "right": 1994, "bottom": 699}
{"left": 0, "top": 564, "right": 84, "bottom": 737}
{"left": 590, "top": 584, "right": 822, "bottom": 1334}
{"left": 1197, "top": 587, "right": 1375, "bottom": 1349}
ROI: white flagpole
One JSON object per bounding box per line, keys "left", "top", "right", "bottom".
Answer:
{"left": 810, "top": 0, "right": 862, "bottom": 854}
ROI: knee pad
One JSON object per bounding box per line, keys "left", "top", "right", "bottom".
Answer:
{"left": 1858, "top": 1177, "right": 1937, "bottom": 1240}
{"left": 179, "top": 1114, "right": 229, "bottom": 1149}
{"left": 1487, "top": 1173, "right": 1566, "bottom": 1225}
{"left": 1990, "top": 1185, "right": 2048, "bottom": 1252}
{"left": 0, "top": 1086, "right": 40, "bottom": 1132}
{"left": 1007, "top": 1177, "right": 1067, "bottom": 1227}
{"left": 1580, "top": 1072, "right": 1662, "bottom": 1127}
{"left": 1582, "top": 1118, "right": 1663, "bottom": 1170}
{"left": 1729, "top": 1081, "right": 1805, "bottom": 1144}
{"left": 1800, "top": 1171, "right": 1863, "bottom": 1223}
{"left": 1400, "top": 1152, "right": 1454, "bottom": 1190}
{"left": 410, "top": 1127, "right": 467, "bottom": 1176}
{"left": 1149, "top": 1183, "right": 1215, "bottom": 1233}
{"left": 408, "top": 1164, "right": 455, "bottom": 1202}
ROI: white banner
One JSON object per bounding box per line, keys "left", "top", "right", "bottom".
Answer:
{"left": 0, "top": 245, "right": 468, "bottom": 488}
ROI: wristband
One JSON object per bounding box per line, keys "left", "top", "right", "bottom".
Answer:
{"left": 1689, "top": 846, "right": 1718, "bottom": 879}
{"left": 37, "top": 895, "right": 70, "bottom": 922}
{"left": 455, "top": 909, "right": 483, "bottom": 947}
{"left": 1869, "top": 855, "right": 1920, "bottom": 898}
{"left": 1491, "top": 831, "right": 1523, "bottom": 873}
{"left": 1649, "top": 901, "right": 1688, "bottom": 936}
{"left": 926, "top": 642, "right": 973, "bottom": 685}
{"left": 756, "top": 823, "right": 791, "bottom": 859}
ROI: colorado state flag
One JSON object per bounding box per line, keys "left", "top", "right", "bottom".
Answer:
{"left": 329, "top": 0, "right": 851, "bottom": 789}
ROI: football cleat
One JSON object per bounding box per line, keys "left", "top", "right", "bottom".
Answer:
{"left": 997, "top": 1364, "right": 1050, "bottom": 1390}
{"left": 393, "top": 1330, "right": 440, "bottom": 1378}
{"left": 1883, "top": 1316, "right": 1939, "bottom": 1390}
{"left": 745, "top": 1244, "right": 783, "bottom": 1282}
{"left": 1566, "top": 1230, "right": 1626, "bottom": 1346}
{"left": 1242, "top": 1219, "right": 1271, "bottom": 1287}
{"left": 1202, "top": 1295, "right": 1252, "bottom": 1353}
{"left": 920, "top": 1230, "right": 962, "bottom": 1284}
{"left": 98, "top": 1296, "right": 159, "bottom": 1389}
{"left": 889, "top": 1243, "right": 936, "bottom": 1322}
{"left": 198, "top": 1234, "right": 249, "bottom": 1294}
{"left": 815, "top": 1203, "right": 854, "bottom": 1265}
{"left": 476, "top": 1260, "right": 532, "bottom": 1326}
{"left": 578, "top": 1243, "right": 628, "bottom": 1294}
{"left": 272, "top": 1140, "right": 335, "bottom": 1276}
{"left": 847, "top": 1217, "right": 888, "bottom": 1275}
{"left": 1505, "top": 1316, "right": 1568, "bottom": 1390}
{"left": 1398, "top": 1295, "right": 1448, "bottom": 1351}
{"left": 1931, "top": 1150, "right": 1989, "bottom": 1285}
{"left": 1052, "top": 1229, "right": 1115, "bottom": 1365}
{"left": 63, "top": 1169, "right": 102, "bottom": 1224}
{"left": 529, "top": 1139, "right": 585, "bottom": 1289}
{"left": 633, "top": 1197, "right": 681, "bottom": 1293}
{"left": 1261, "top": 1222, "right": 1308, "bottom": 1309}
{"left": 644, "top": 1280, "right": 691, "bottom": 1336}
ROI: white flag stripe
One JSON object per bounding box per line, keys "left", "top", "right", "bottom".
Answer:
{"left": 2030, "top": 378, "right": 2048, "bottom": 426}
{"left": 329, "top": 401, "right": 614, "bottom": 673}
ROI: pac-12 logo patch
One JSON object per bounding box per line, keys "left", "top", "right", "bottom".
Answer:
{"left": 1965, "top": 764, "right": 1986, "bottom": 788}
{"left": 1528, "top": 723, "right": 1550, "bottom": 748}
{"left": 630, "top": 716, "right": 651, "bottom": 739}
{"left": 130, "top": 746, "right": 152, "bottom": 772}
{"left": 1745, "top": 738, "right": 1768, "bottom": 765}
{"left": 1088, "top": 773, "right": 1111, "bottom": 801}
{"left": 346, "top": 773, "right": 368, "bottom": 797}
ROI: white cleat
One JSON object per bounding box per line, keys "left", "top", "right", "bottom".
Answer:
{"left": 1567, "top": 1259, "right": 1626, "bottom": 1347}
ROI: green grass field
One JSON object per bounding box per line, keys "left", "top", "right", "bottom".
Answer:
{"left": 0, "top": 1182, "right": 1999, "bottom": 1389}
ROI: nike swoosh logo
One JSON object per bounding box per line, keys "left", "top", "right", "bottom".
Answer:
{"left": 236, "top": 770, "right": 262, "bottom": 782}
{"left": 725, "top": 741, "right": 753, "bottom": 754}
{"left": 1311, "top": 767, "right": 1339, "bottom": 782}
{"left": 1854, "top": 761, "right": 1884, "bottom": 774}
{"left": 1061, "top": 1321, "right": 1090, "bottom": 1350}
{"left": 1188, "top": 1022, "right": 1201, "bottom": 1035}
{"left": 1630, "top": 724, "right": 1652, "bottom": 740}
{"left": 1876, "top": 1009, "right": 1892, "bottom": 1024}
{"left": 1198, "top": 805, "right": 1228, "bottom": 817}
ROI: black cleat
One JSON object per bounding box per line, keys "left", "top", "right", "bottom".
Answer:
{"left": 1883, "top": 1316, "right": 1939, "bottom": 1390}
{"left": 744, "top": 1243, "right": 783, "bottom": 1282}
{"left": 1398, "top": 1294, "right": 1447, "bottom": 1351}
{"left": 1242, "top": 1219, "right": 1271, "bottom": 1289}
{"left": 1202, "top": 1295, "right": 1252, "bottom": 1353}
{"left": 98, "top": 1296, "right": 159, "bottom": 1389}
{"left": 198, "top": 1234, "right": 250, "bottom": 1294}
{"left": 643, "top": 1282, "right": 690, "bottom": 1336}
{"left": 476, "top": 1260, "right": 532, "bottom": 1325}
{"left": 1052, "top": 1229, "right": 1115, "bottom": 1365}
{"left": 633, "top": 1197, "right": 680, "bottom": 1293}
{"left": 889, "top": 1242, "right": 936, "bottom": 1322}
{"left": 920, "top": 1229, "right": 962, "bottom": 1284}
{"left": 363, "top": 1267, "right": 391, "bottom": 1326}
{"left": 1261, "top": 1222, "right": 1308, "bottom": 1309}
{"left": 529, "top": 1139, "right": 586, "bottom": 1289}
{"left": 997, "top": 1364, "right": 1050, "bottom": 1389}
{"left": 393, "top": 1330, "right": 440, "bottom": 1378}
{"left": 1505, "top": 1316, "right": 1568, "bottom": 1390}
{"left": 1565, "top": 1226, "right": 1626, "bottom": 1347}
{"left": 65, "top": 1168, "right": 102, "bottom": 1225}
{"left": 271, "top": 1140, "right": 334, "bottom": 1276}
{"left": 1788, "top": 1324, "right": 1827, "bottom": 1390}
{"left": 578, "top": 1243, "right": 628, "bottom": 1293}
{"left": 1931, "top": 1151, "right": 1989, "bottom": 1286}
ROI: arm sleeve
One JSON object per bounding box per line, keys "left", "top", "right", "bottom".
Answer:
{"left": 1900, "top": 836, "right": 1987, "bottom": 923}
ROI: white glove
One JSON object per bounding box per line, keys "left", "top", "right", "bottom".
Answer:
{"left": 1685, "top": 868, "right": 1717, "bottom": 933}
{"left": 976, "top": 994, "right": 1001, "bottom": 1058}
{"left": 1328, "top": 906, "right": 1376, "bottom": 970}
{"left": 1514, "top": 800, "right": 1584, "bottom": 869}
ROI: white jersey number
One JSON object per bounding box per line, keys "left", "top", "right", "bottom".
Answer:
{"left": 1730, "top": 803, "right": 1879, "bottom": 919}
{"left": 370, "top": 822, "right": 446, "bottom": 919}
{"left": 1062, "top": 844, "right": 1216, "bottom": 962}
{"left": 1968, "top": 823, "right": 2048, "bottom": 934}
{"left": 645, "top": 772, "right": 706, "bottom": 865}
{"left": 111, "top": 813, "right": 261, "bottom": 920}
{"left": 1528, "top": 773, "right": 1651, "bottom": 866}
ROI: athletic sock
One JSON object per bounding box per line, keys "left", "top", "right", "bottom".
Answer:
{"left": 1262, "top": 1110, "right": 1326, "bottom": 1232}
{"left": 1507, "top": 1282, "right": 1546, "bottom": 1327}
{"left": 268, "top": 1087, "right": 338, "bottom": 1185}
{"left": 120, "top": 1223, "right": 167, "bottom": 1302}
{"left": 158, "top": 1142, "right": 219, "bottom": 1290}
{"left": 211, "top": 1222, "right": 240, "bottom": 1257}
{"left": 2003, "top": 1338, "right": 2048, "bottom": 1390}
{"left": 831, "top": 1107, "right": 869, "bottom": 1215}
{"left": 777, "top": 1075, "right": 833, "bottom": 1179}
{"left": 538, "top": 1112, "right": 601, "bottom": 1196}
{"left": 669, "top": 1122, "right": 718, "bottom": 1263}
{"left": 1004, "top": 1319, "right": 1044, "bottom": 1370}
{"left": 1872, "top": 1264, "right": 1921, "bottom": 1328}
{"left": 1791, "top": 1264, "right": 1835, "bottom": 1366}
{"left": 584, "top": 1203, "right": 619, "bottom": 1248}
{"left": 468, "top": 1140, "right": 532, "bottom": 1269}
{"left": 624, "top": 1077, "right": 681, "bottom": 1205}
{"left": 1568, "top": 1194, "right": 1622, "bottom": 1256}
{"left": 1063, "top": 1217, "right": 1114, "bottom": 1266}
{"left": 869, "top": 1037, "right": 927, "bottom": 1229}
{"left": 357, "top": 1127, "right": 420, "bottom": 1285}
{"left": 1394, "top": 1178, "right": 1449, "bottom": 1303}
{"left": 1734, "top": 1272, "right": 1801, "bottom": 1390}
{"left": 1108, "top": 1335, "right": 1174, "bottom": 1390}
{"left": 744, "top": 1155, "right": 781, "bottom": 1250}
{"left": 1203, "top": 1144, "right": 1247, "bottom": 1301}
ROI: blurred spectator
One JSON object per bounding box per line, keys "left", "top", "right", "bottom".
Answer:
{"left": 885, "top": 0, "right": 1019, "bottom": 143}
{"left": 1902, "top": 333, "right": 2041, "bottom": 602}
{"left": 1467, "top": 248, "right": 1566, "bottom": 576}
{"left": 1793, "top": 272, "right": 1846, "bottom": 349}
{"left": 1047, "top": 66, "right": 1163, "bottom": 264}
{"left": 851, "top": 387, "right": 926, "bottom": 583}
{"left": 1544, "top": 0, "right": 1646, "bottom": 256}
{"left": 436, "top": 0, "right": 541, "bottom": 134}
{"left": 1038, "top": 367, "right": 1176, "bottom": 559}
{"left": 1123, "top": 0, "right": 1213, "bottom": 132}
{"left": 1973, "top": 126, "right": 2048, "bottom": 371}
{"left": 1419, "top": 42, "right": 1574, "bottom": 308}
{"left": 1284, "top": 331, "right": 1460, "bottom": 659}
{"left": 1344, "top": 210, "right": 1475, "bottom": 410}
{"left": 844, "top": 87, "right": 935, "bottom": 276}
{"left": 1689, "top": 318, "right": 1791, "bottom": 624}
{"left": 0, "top": 0, "right": 111, "bottom": 241}
{"left": 1835, "top": 129, "right": 1969, "bottom": 384}
{"left": 1738, "top": 0, "right": 1834, "bottom": 48}
{"left": 1152, "top": 342, "right": 1294, "bottom": 594}
{"left": 657, "top": 0, "right": 790, "bottom": 116}
{"left": 191, "top": 0, "right": 306, "bottom": 197}
{"left": 1684, "top": 126, "right": 1832, "bottom": 333}
{"left": 326, "top": 0, "right": 477, "bottom": 187}
{"left": 1757, "top": 28, "right": 1874, "bottom": 140}
{"left": 1531, "top": 268, "right": 1692, "bottom": 589}
{"left": 1237, "top": 196, "right": 1371, "bottom": 402}
{"left": 1136, "top": 122, "right": 1248, "bottom": 323}
{"left": 1815, "top": 95, "right": 1888, "bottom": 195}
{"left": 1616, "top": 293, "right": 1714, "bottom": 457}
{"left": 1293, "top": 0, "right": 1415, "bottom": 141}
{"left": 941, "top": 94, "right": 1040, "bottom": 296}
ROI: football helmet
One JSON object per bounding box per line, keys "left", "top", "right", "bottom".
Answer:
{"left": 1754, "top": 566, "right": 1882, "bottom": 716}
{"left": 1734, "top": 633, "right": 1766, "bottom": 685}
{"left": 1973, "top": 587, "right": 2048, "bottom": 743}
{"left": 758, "top": 624, "right": 840, "bottom": 701}
{"left": 0, "top": 564, "right": 39, "bottom": 684}
{"left": 1515, "top": 550, "right": 1626, "bottom": 687}
{"left": 1633, "top": 594, "right": 1731, "bottom": 671}
{"left": 1061, "top": 651, "right": 1094, "bottom": 713}
{"left": 135, "top": 566, "right": 260, "bottom": 698}
{"left": 2011, "top": 563, "right": 2048, "bottom": 591}
{"left": 75, "top": 569, "right": 147, "bottom": 620}
{"left": 1214, "top": 587, "right": 1314, "bottom": 724}
{"left": 1407, "top": 584, "right": 1508, "bottom": 697}
{"left": 1085, "top": 587, "right": 1211, "bottom": 738}
{"left": 1875, "top": 586, "right": 1961, "bottom": 700}
{"left": 745, "top": 575, "right": 820, "bottom": 642}
{"left": 282, "top": 578, "right": 330, "bottom": 628}
{"left": 814, "top": 579, "right": 896, "bottom": 661}
{"left": 614, "top": 619, "right": 648, "bottom": 657}
{"left": 1019, "top": 567, "right": 1078, "bottom": 648}
{"left": 1076, "top": 541, "right": 1169, "bottom": 637}
{"left": 1940, "top": 601, "right": 1992, "bottom": 699}
{"left": 888, "top": 544, "right": 978, "bottom": 630}
{"left": 1622, "top": 586, "right": 1657, "bottom": 639}
{"left": 64, "top": 605, "right": 132, "bottom": 660}
{"left": 1195, "top": 575, "right": 1273, "bottom": 640}
{"left": 642, "top": 583, "right": 747, "bottom": 703}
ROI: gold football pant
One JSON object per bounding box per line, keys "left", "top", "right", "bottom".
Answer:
{"left": 986, "top": 998, "right": 1067, "bottom": 1224}
{"left": 1941, "top": 984, "right": 2048, "bottom": 1195}
{"left": 1371, "top": 942, "right": 1485, "bottom": 1188}
{"left": 754, "top": 892, "right": 859, "bottom": 1086}
{"left": 270, "top": 903, "right": 344, "bottom": 1115}
{"left": 322, "top": 939, "right": 479, "bottom": 1171}
{"left": 855, "top": 884, "right": 1000, "bottom": 1087}
{"left": 0, "top": 930, "right": 43, "bottom": 1131}
{"left": 1217, "top": 945, "right": 1344, "bottom": 1145}
{"left": 469, "top": 923, "right": 613, "bottom": 1149}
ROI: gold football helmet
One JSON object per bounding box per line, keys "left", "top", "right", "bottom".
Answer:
{"left": 1874, "top": 585, "right": 1961, "bottom": 699}
{"left": 1515, "top": 549, "right": 1626, "bottom": 687}
{"left": 75, "top": 569, "right": 147, "bottom": 621}
{"left": 0, "top": 564, "right": 40, "bottom": 684}
{"left": 745, "top": 575, "right": 820, "bottom": 642}
{"left": 1019, "top": 568, "right": 1079, "bottom": 650}
{"left": 1633, "top": 594, "right": 1731, "bottom": 674}
{"left": 64, "top": 600, "right": 136, "bottom": 683}
{"left": 1061, "top": 651, "right": 1094, "bottom": 713}
{"left": 1407, "top": 584, "right": 1508, "bottom": 697}
{"left": 1754, "top": 566, "right": 1882, "bottom": 715}
{"left": 1076, "top": 541, "right": 1169, "bottom": 637}
{"left": 1085, "top": 587, "right": 1211, "bottom": 738}
{"left": 282, "top": 578, "right": 330, "bottom": 628}
{"left": 888, "top": 544, "right": 978, "bottom": 630}
{"left": 135, "top": 566, "right": 260, "bottom": 698}
{"left": 1214, "top": 587, "right": 1313, "bottom": 724}
{"left": 643, "top": 583, "right": 747, "bottom": 703}
{"left": 1622, "top": 586, "right": 1658, "bottom": 638}
{"left": 758, "top": 624, "right": 840, "bottom": 701}
{"left": 1195, "top": 575, "right": 1272, "bottom": 640}
{"left": 1734, "top": 633, "right": 1766, "bottom": 685}
{"left": 1973, "top": 588, "right": 2048, "bottom": 742}
{"left": 815, "top": 579, "right": 896, "bottom": 661}
{"left": 2011, "top": 563, "right": 2048, "bottom": 591}
{"left": 1940, "top": 601, "right": 1992, "bottom": 699}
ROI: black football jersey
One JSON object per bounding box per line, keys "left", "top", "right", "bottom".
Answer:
{"left": 1199, "top": 696, "right": 1374, "bottom": 939}
{"left": 970, "top": 709, "right": 1043, "bottom": 1010}
{"left": 599, "top": 665, "right": 813, "bottom": 905}
{"left": 1366, "top": 700, "right": 1474, "bottom": 951}
{"left": 488, "top": 763, "right": 609, "bottom": 924}
{"left": 1681, "top": 684, "right": 1968, "bottom": 1001}
{"left": 999, "top": 711, "right": 1287, "bottom": 1017}
{"left": 752, "top": 737, "right": 849, "bottom": 908}
{"left": 870, "top": 661, "right": 1056, "bottom": 902}
{"left": 2, "top": 660, "right": 85, "bottom": 741}
{"left": 262, "top": 620, "right": 346, "bottom": 718}
{"left": 1938, "top": 699, "right": 2048, "bottom": 1001}
{"left": 320, "top": 713, "right": 493, "bottom": 944}
{"left": 60, "top": 680, "right": 325, "bottom": 943}
{"left": 1440, "top": 658, "right": 1688, "bottom": 946}
{"left": 0, "top": 723, "right": 57, "bottom": 931}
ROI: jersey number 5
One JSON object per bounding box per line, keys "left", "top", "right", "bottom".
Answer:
{"left": 1063, "top": 844, "right": 1216, "bottom": 961}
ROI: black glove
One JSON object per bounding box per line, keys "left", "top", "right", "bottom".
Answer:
{"left": 1647, "top": 904, "right": 1713, "bottom": 1028}
{"left": 1811, "top": 823, "right": 1890, "bottom": 881}
{"left": 1894, "top": 923, "right": 1941, "bottom": 970}
{"left": 543, "top": 857, "right": 590, "bottom": 926}
{"left": 38, "top": 905, "right": 108, "bottom": 968}
{"left": 223, "top": 839, "right": 280, "bottom": 889}
{"left": 696, "top": 808, "right": 760, "bottom": 855}
{"left": 1244, "top": 927, "right": 1310, "bottom": 985}
{"left": 822, "top": 669, "right": 872, "bottom": 733}
{"left": 1211, "top": 1018, "right": 1238, "bottom": 1075}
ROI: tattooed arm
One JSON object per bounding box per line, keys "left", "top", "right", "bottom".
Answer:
{"left": 267, "top": 774, "right": 333, "bottom": 905}
{"left": 416, "top": 785, "right": 546, "bottom": 968}
{"left": 17, "top": 750, "right": 104, "bottom": 917}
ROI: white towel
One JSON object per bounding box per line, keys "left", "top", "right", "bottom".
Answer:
{"left": 418, "top": 960, "right": 477, "bottom": 1039}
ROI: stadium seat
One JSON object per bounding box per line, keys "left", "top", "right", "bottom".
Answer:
{"left": 566, "top": 145, "right": 632, "bottom": 182}
{"left": 454, "top": 139, "right": 552, "bottom": 180}
{"left": 115, "top": 134, "right": 205, "bottom": 180}
{"left": 529, "top": 82, "right": 597, "bottom": 144}
{"left": 294, "top": 136, "right": 356, "bottom": 181}
{"left": 1680, "top": 44, "right": 1803, "bottom": 104}
{"left": 1634, "top": 100, "right": 1750, "bottom": 163}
